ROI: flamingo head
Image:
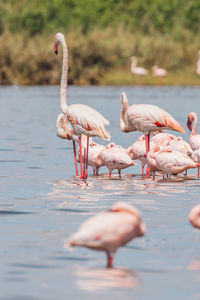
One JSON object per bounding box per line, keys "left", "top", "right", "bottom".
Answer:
{"left": 187, "top": 112, "right": 197, "bottom": 131}
{"left": 54, "top": 32, "right": 65, "bottom": 55}
{"left": 121, "top": 92, "right": 128, "bottom": 105}
{"left": 187, "top": 117, "right": 192, "bottom": 131}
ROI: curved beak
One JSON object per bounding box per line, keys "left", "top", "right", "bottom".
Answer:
{"left": 54, "top": 42, "right": 58, "bottom": 55}
{"left": 187, "top": 118, "right": 192, "bottom": 131}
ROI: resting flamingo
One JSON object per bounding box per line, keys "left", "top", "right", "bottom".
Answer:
{"left": 152, "top": 66, "right": 168, "bottom": 85}
{"left": 131, "top": 56, "right": 148, "bottom": 85}
{"left": 54, "top": 33, "right": 110, "bottom": 179}
{"left": 120, "top": 92, "right": 185, "bottom": 178}
{"left": 189, "top": 204, "right": 200, "bottom": 229}
{"left": 99, "top": 143, "right": 135, "bottom": 179}
{"left": 155, "top": 149, "right": 199, "bottom": 179}
{"left": 68, "top": 202, "right": 146, "bottom": 268}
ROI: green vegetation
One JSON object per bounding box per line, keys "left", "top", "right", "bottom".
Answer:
{"left": 0, "top": 0, "right": 200, "bottom": 85}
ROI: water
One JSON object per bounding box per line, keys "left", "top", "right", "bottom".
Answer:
{"left": 1, "top": 85, "right": 200, "bottom": 300}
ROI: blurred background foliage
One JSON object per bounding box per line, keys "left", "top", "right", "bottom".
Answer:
{"left": 0, "top": 0, "right": 200, "bottom": 85}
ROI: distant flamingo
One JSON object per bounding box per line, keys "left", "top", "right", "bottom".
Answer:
{"left": 120, "top": 92, "right": 185, "bottom": 178}
{"left": 68, "top": 202, "right": 146, "bottom": 268}
{"left": 54, "top": 32, "right": 110, "bottom": 179}
{"left": 196, "top": 50, "right": 200, "bottom": 76}
{"left": 56, "top": 113, "right": 79, "bottom": 176}
{"left": 189, "top": 204, "right": 200, "bottom": 229}
{"left": 152, "top": 65, "right": 168, "bottom": 85}
{"left": 131, "top": 56, "right": 148, "bottom": 85}
{"left": 155, "top": 149, "right": 199, "bottom": 179}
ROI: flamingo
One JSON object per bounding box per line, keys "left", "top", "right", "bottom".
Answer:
{"left": 120, "top": 92, "right": 185, "bottom": 178}
{"left": 99, "top": 143, "right": 135, "bottom": 179}
{"left": 155, "top": 148, "right": 200, "bottom": 179}
{"left": 56, "top": 113, "right": 79, "bottom": 176}
{"left": 152, "top": 65, "right": 168, "bottom": 85}
{"left": 187, "top": 112, "right": 200, "bottom": 177}
{"left": 189, "top": 204, "right": 200, "bottom": 229}
{"left": 77, "top": 139, "right": 105, "bottom": 175}
{"left": 196, "top": 50, "right": 200, "bottom": 76}
{"left": 131, "top": 56, "right": 148, "bottom": 85}
{"left": 127, "top": 135, "right": 147, "bottom": 175}
{"left": 54, "top": 32, "right": 110, "bottom": 179}
{"left": 68, "top": 202, "right": 146, "bottom": 268}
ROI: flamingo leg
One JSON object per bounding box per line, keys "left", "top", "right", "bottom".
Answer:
{"left": 84, "top": 136, "right": 89, "bottom": 179}
{"left": 142, "top": 165, "right": 144, "bottom": 175}
{"left": 79, "top": 136, "right": 84, "bottom": 179}
{"left": 106, "top": 252, "right": 114, "bottom": 268}
{"left": 145, "top": 133, "right": 151, "bottom": 179}
{"left": 118, "top": 170, "right": 121, "bottom": 179}
{"left": 83, "top": 148, "right": 86, "bottom": 177}
{"left": 109, "top": 172, "right": 111, "bottom": 179}
{"left": 198, "top": 167, "right": 200, "bottom": 178}
{"left": 73, "top": 140, "right": 79, "bottom": 177}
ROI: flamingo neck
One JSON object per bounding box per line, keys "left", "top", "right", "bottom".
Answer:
{"left": 192, "top": 113, "right": 198, "bottom": 135}
{"left": 120, "top": 101, "right": 129, "bottom": 132}
{"left": 60, "top": 38, "right": 68, "bottom": 114}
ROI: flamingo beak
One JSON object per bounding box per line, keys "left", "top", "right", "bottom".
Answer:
{"left": 54, "top": 42, "right": 58, "bottom": 55}
{"left": 187, "top": 118, "right": 192, "bottom": 131}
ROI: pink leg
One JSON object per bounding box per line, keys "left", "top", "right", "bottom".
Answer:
{"left": 84, "top": 136, "right": 89, "bottom": 179}
{"left": 145, "top": 133, "right": 151, "bottom": 179}
{"left": 107, "top": 253, "right": 113, "bottom": 268}
{"left": 198, "top": 167, "right": 199, "bottom": 178}
{"left": 118, "top": 170, "right": 121, "bottom": 179}
{"left": 83, "top": 148, "right": 86, "bottom": 176}
{"left": 73, "top": 141, "right": 78, "bottom": 177}
{"left": 93, "top": 169, "right": 96, "bottom": 175}
{"left": 79, "top": 136, "right": 84, "bottom": 179}
{"left": 142, "top": 166, "right": 144, "bottom": 175}
{"left": 109, "top": 172, "right": 111, "bottom": 179}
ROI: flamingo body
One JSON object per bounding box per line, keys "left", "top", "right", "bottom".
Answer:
{"left": 99, "top": 144, "right": 135, "bottom": 178}
{"left": 152, "top": 66, "right": 168, "bottom": 77}
{"left": 156, "top": 149, "right": 198, "bottom": 178}
{"left": 69, "top": 202, "right": 146, "bottom": 267}
{"left": 189, "top": 204, "right": 200, "bottom": 229}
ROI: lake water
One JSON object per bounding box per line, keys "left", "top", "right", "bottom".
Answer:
{"left": 1, "top": 85, "right": 200, "bottom": 300}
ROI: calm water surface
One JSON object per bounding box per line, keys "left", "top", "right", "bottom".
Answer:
{"left": 1, "top": 85, "right": 200, "bottom": 300}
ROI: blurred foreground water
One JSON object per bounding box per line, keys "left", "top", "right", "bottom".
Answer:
{"left": 1, "top": 85, "right": 200, "bottom": 300}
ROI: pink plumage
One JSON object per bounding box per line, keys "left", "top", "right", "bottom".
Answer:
{"left": 189, "top": 204, "right": 200, "bottom": 229}
{"left": 68, "top": 202, "right": 146, "bottom": 268}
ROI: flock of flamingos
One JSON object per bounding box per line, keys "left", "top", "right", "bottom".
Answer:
{"left": 54, "top": 32, "right": 200, "bottom": 268}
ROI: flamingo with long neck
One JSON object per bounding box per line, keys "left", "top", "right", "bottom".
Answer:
{"left": 54, "top": 33, "right": 110, "bottom": 179}
{"left": 120, "top": 92, "right": 185, "bottom": 178}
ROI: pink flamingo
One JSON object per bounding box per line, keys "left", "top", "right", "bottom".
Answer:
{"left": 189, "top": 204, "right": 200, "bottom": 229}
{"left": 152, "top": 65, "right": 168, "bottom": 85}
{"left": 155, "top": 148, "right": 200, "bottom": 179}
{"left": 56, "top": 113, "right": 79, "bottom": 176}
{"left": 68, "top": 202, "right": 146, "bottom": 268}
{"left": 77, "top": 138, "right": 105, "bottom": 175}
{"left": 99, "top": 143, "right": 135, "bottom": 179}
{"left": 131, "top": 56, "right": 148, "bottom": 85}
{"left": 120, "top": 92, "right": 185, "bottom": 178}
{"left": 54, "top": 33, "right": 110, "bottom": 179}
{"left": 187, "top": 112, "right": 200, "bottom": 177}
{"left": 127, "top": 135, "right": 147, "bottom": 175}
{"left": 196, "top": 50, "right": 200, "bottom": 76}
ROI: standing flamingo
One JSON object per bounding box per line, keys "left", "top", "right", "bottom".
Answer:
{"left": 189, "top": 204, "right": 200, "bottom": 229}
{"left": 99, "top": 143, "right": 135, "bottom": 179}
{"left": 152, "top": 66, "right": 168, "bottom": 85}
{"left": 131, "top": 56, "right": 148, "bottom": 85}
{"left": 68, "top": 202, "right": 146, "bottom": 268}
{"left": 187, "top": 112, "right": 200, "bottom": 177}
{"left": 54, "top": 32, "right": 110, "bottom": 179}
{"left": 56, "top": 113, "right": 79, "bottom": 176}
{"left": 120, "top": 92, "right": 185, "bottom": 178}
